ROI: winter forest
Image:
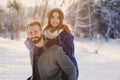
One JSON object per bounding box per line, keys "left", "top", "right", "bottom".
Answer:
{"left": 0, "top": 0, "right": 120, "bottom": 40}
{"left": 0, "top": 0, "right": 120, "bottom": 80}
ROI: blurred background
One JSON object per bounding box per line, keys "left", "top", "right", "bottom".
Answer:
{"left": 0, "top": 0, "right": 120, "bottom": 80}
{"left": 0, "top": 0, "right": 120, "bottom": 40}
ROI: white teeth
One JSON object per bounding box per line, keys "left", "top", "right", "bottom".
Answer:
{"left": 53, "top": 23, "right": 57, "bottom": 24}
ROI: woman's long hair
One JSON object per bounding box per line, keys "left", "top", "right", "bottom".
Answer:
{"left": 43, "top": 8, "right": 73, "bottom": 35}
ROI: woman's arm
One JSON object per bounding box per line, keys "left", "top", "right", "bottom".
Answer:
{"left": 56, "top": 47, "right": 76, "bottom": 80}
{"left": 59, "top": 31, "right": 74, "bottom": 56}
{"left": 24, "top": 38, "right": 35, "bottom": 53}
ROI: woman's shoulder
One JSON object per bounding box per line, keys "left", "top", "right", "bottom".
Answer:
{"left": 60, "top": 30, "right": 74, "bottom": 38}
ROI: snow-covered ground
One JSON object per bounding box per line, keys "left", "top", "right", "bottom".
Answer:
{"left": 0, "top": 37, "right": 120, "bottom": 80}
{"left": 0, "top": 38, "right": 31, "bottom": 80}
{"left": 75, "top": 39, "right": 120, "bottom": 80}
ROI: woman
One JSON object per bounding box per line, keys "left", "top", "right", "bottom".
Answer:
{"left": 43, "top": 8, "right": 79, "bottom": 80}
{"left": 25, "top": 8, "right": 79, "bottom": 80}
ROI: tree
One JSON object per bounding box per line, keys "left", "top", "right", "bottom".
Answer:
{"left": 6, "top": 0, "right": 24, "bottom": 40}
{"left": 66, "top": 0, "right": 120, "bottom": 39}
{"left": 96, "top": 0, "right": 120, "bottom": 39}
{"left": 66, "top": 0, "right": 98, "bottom": 39}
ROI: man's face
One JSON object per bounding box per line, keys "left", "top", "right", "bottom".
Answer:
{"left": 27, "top": 25, "right": 42, "bottom": 44}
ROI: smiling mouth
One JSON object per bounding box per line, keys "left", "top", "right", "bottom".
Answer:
{"left": 32, "top": 38, "right": 38, "bottom": 41}
{"left": 53, "top": 23, "right": 58, "bottom": 25}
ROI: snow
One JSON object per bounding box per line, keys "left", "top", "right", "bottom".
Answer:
{"left": 75, "top": 39, "right": 120, "bottom": 80}
{"left": 0, "top": 37, "right": 120, "bottom": 80}
{"left": 0, "top": 38, "right": 31, "bottom": 80}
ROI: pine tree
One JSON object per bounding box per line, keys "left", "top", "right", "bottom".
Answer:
{"left": 96, "top": 0, "right": 120, "bottom": 39}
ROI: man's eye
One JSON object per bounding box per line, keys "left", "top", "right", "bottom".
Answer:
{"left": 29, "top": 32, "right": 32, "bottom": 35}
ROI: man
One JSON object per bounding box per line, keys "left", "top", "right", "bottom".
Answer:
{"left": 25, "top": 20, "right": 76, "bottom": 80}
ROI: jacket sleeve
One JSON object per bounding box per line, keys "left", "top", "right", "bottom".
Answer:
{"left": 24, "top": 38, "right": 35, "bottom": 53}
{"left": 59, "top": 32, "right": 74, "bottom": 57}
{"left": 56, "top": 47, "right": 76, "bottom": 80}
{"left": 24, "top": 38, "right": 35, "bottom": 65}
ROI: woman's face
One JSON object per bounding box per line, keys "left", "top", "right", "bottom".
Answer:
{"left": 50, "top": 11, "right": 60, "bottom": 27}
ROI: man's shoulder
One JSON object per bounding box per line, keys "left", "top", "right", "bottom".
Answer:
{"left": 47, "top": 44, "right": 67, "bottom": 59}
{"left": 44, "top": 44, "right": 65, "bottom": 58}
{"left": 47, "top": 44, "right": 64, "bottom": 54}
{"left": 49, "top": 44, "right": 62, "bottom": 50}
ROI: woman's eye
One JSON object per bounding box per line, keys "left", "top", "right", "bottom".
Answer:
{"left": 51, "top": 16, "right": 60, "bottom": 19}
{"left": 56, "top": 16, "right": 60, "bottom": 19}
{"left": 51, "top": 16, "right": 55, "bottom": 18}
